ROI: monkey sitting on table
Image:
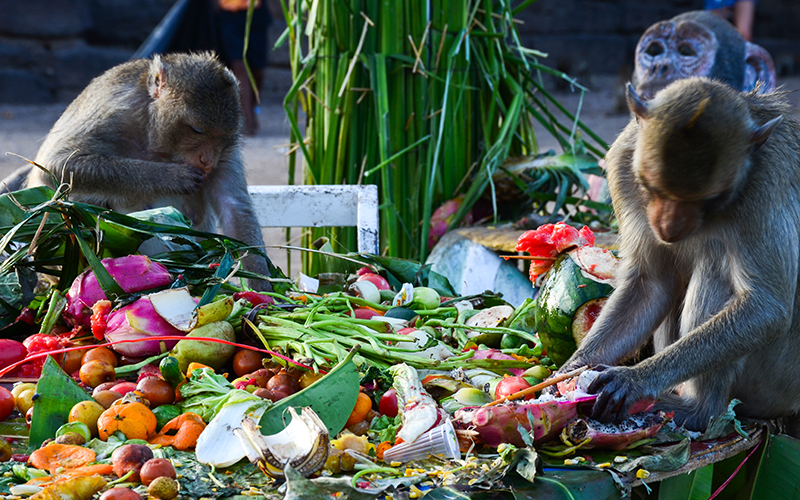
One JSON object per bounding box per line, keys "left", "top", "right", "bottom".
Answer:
{"left": 557, "top": 77, "right": 800, "bottom": 436}
{"left": 3, "top": 52, "right": 273, "bottom": 291}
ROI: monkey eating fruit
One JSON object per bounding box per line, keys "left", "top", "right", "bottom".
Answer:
{"left": 13, "top": 52, "right": 273, "bottom": 291}
{"left": 558, "top": 77, "right": 800, "bottom": 435}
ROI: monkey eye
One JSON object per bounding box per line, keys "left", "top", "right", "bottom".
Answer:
{"left": 189, "top": 125, "right": 205, "bottom": 135}
{"left": 645, "top": 42, "right": 664, "bottom": 57}
{"left": 677, "top": 43, "right": 697, "bottom": 57}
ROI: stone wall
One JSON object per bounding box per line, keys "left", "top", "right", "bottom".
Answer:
{"left": 0, "top": 0, "right": 796, "bottom": 103}
{"left": 0, "top": 0, "right": 174, "bottom": 103}
{"left": 516, "top": 0, "right": 800, "bottom": 84}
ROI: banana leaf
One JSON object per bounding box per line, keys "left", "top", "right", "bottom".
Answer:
{"left": 749, "top": 434, "right": 800, "bottom": 500}
{"left": 0, "top": 187, "right": 280, "bottom": 323}
{"left": 28, "top": 356, "right": 94, "bottom": 449}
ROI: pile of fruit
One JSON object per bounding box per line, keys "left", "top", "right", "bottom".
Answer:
{"left": 0, "top": 220, "right": 730, "bottom": 500}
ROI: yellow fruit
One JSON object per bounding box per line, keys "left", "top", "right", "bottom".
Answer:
{"left": 11, "top": 382, "right": 36, "bottom": 400}
{"left": 69, "top": 401, "right": 106, "bottom": 437}
{"left": 15, "top": 389, "right": 35, "bottom": 414}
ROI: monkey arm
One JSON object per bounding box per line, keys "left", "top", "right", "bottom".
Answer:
{"left": 32, "top": 152, "right": 205, "bottom": 200}
{"left": 561, "top": 256, "right": 680, "bottom": 373}
{"left": 204, "top": 152, "right": 273, "bottom": 291}
{"left": 590, "top": 234, "right": 798, "bottom": 423}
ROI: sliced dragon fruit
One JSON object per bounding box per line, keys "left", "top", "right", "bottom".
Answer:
{"left": 562, "top": 411, "right": 673, "bottom": 450}
{"left": 104, "top": 296, "right": 187, "bottom": 357}
{"left": 453, "top": 395, "right": 595, "bottom": 447}
{"left": 515, "top": 222, "right": 595, "bottom": 281}
{"left": 64, "top": 255, "right": 173, "bottom": 328}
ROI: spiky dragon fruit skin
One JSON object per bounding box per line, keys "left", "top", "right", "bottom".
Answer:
{"left": 64, "top": 255, "right": 173, "bottom": 328}
{"left": 104, "top": 296, "right": 186, "bottom": 357}
{"left": 563, "top": 411, "right": 673, "bottom": 450}
{"left": 454, "top": 397, "right": 594, "bottom": 447}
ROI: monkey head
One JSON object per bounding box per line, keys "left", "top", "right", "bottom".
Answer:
{"left": 632, "top": 11, "right": 776, "bottom": 101}
{"left": 146, "top": 52, "right": 243, "bottom": 175}
{"left": 627, "top": 78, "right": 781, "bottom": 243}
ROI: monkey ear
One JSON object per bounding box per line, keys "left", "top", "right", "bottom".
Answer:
{"left": 626, "top": 83, "right": 649, "bottom": 120}
{"left": 750, "top": 116, "right": 782, "bottom": 152}
{"left": 148, "top": 55, "right": 168, "bottom": 99}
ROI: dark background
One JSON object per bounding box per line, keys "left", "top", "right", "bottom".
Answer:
{"left": 0, "top": 0, "right": 797, "bottom": 104}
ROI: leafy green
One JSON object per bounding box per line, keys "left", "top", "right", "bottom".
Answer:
{"left": 85, "top": 436, "right": 149, "bottom": 460}
{"left": 179, "top": 368, "right": 236, "bottom": 422}
{"left": 157, "top": 447, "right": 267, "bottom": 498}
{"left": 370, "top": 414, "right": 402, "bottom": 443}
{"left": 701, "top": 399, "right": 747, "bottom": 441}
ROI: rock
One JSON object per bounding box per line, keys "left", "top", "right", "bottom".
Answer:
{"left": 426, "top": 230, "right": 536, "bottom": 307}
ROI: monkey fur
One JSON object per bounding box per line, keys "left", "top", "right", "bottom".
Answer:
{"left": 633, "top": 10, "right": 775, "bottom": 100}
{"left": 559, "top": 77, "right": 800, "bottom": 433}
{"left": 12, "top": 52, "right": 273, "bottom": 290}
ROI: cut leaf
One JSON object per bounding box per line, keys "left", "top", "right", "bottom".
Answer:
{"left": 29, "top": 356, "right": 94, "bottom": 449}
{"left": 259, "top": 348, "right": 360, "bottom": 437}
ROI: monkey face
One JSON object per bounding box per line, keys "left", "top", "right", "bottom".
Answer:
{"left": 633, "top": 20, "right": 717, "bottom": 100}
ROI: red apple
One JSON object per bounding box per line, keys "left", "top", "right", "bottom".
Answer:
{"left": 109, "top": 381, "right": 137, "bottom": 395}
{"left": 379, "top": 388, "right": 398, "bottom": 418}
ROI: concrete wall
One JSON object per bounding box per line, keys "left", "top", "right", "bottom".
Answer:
{"left": 0, "top": 0, "right": 796, "bottom": 103}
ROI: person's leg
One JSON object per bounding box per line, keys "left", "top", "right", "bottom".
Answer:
{"left": 231, "top": 60, "right": 258, "bottom": 136}
{"left": 733, "top": 0, "right": 755, "bottom": 41}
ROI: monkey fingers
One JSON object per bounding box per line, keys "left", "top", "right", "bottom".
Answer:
{"left": 169, "top": 165, "right": 206, "bottom": 195}
{"left": 586, "top": 366, "right": 641, "bottom": 424}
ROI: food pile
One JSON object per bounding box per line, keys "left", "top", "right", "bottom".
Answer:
{"left": 0, "top": 193, "right": 747, "bottom": 499}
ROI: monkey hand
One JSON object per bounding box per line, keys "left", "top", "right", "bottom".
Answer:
{"left": 165, "top": 164, "right": 206, "bottom": 194}
{"left": 586, "top": 365, "right": 656, "bottom": 424}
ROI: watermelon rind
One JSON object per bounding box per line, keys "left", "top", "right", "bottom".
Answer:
{"left": 534, "top": 252, "right": 615, "bottom": 367}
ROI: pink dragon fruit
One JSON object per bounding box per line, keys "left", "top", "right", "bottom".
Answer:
{"left": 104, "top": 296, "right": 186, "bottom": 357}
{"left": 515, "top": 222, "right": 595, "bottom": 281}
{"left": 428, "top": 196, "right": 474, "bottom": 248}
{"left": 64, "top": 255, "right": 174, "bottom": 328}
{"left": 453, "top": 396, "right": 595, "bottom": 447}
{"left": 562, "top": 411, "right": 673, "bottom": 450}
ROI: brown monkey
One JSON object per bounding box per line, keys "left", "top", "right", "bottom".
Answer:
{"left": 558, "top": 77, "right": 800, "bottom": 433}
{"left": 20, "top": 52, "right": 273, "bottom": 290}
{"left": 633, "top": 10, "right": 775, "bottom": 100}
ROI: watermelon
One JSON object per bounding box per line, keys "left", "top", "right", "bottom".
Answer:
{"left": 534, "top": 246, "right": 618, "bottom": 367}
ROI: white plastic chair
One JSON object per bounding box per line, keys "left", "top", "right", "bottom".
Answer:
{"left": 247, "top": 184, "right": 380, "bottom": 254}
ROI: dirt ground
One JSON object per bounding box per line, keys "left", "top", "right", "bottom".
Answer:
{"left": 2, "top": 75, "right": 799, "bottom": 274}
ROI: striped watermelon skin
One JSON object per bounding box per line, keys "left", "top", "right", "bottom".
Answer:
{"left": 534, "top": 253, "right": 615, "bottom": 367}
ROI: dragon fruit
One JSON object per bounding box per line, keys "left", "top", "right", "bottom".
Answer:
{"left": 562, "top": 411, "right": 673, "bottom": 450}
{"left": 453, "top": 395, "right": 595, "bottom": 447}
{"left": 516, "top": 222, "right": 595, "bottom": 281}
{"left": 104, "top": 296, "right": 187, "bottom": 357}
{"left": 64, "top": 255, "right": 174, "bottom": 328}
{"left": 428, "top": 196, "right": 474, "bottom": 248}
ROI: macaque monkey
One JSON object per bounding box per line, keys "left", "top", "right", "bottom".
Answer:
{"left": 559, "top": 77, "right": 800, "bottom": 434}
{"left": 18, "top": 52, "right": 273, "bottom": 291}
{"left": 633, "top": 11, "right": 775, "bottom": 100}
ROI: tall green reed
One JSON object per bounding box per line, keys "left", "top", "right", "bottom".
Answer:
{"left": 280, "top": 0, "right": 606, "bottom": 274}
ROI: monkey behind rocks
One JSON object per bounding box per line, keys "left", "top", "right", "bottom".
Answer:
{"left": 16, "top": 52, "right": 273, "bottom": 290}
{"left": 558, "top": 77, "right": 800, "bottom": 435}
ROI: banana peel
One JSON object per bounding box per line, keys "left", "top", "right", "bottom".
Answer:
{"left": 234, "top": 408, "right": 330, "bottom": 478}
